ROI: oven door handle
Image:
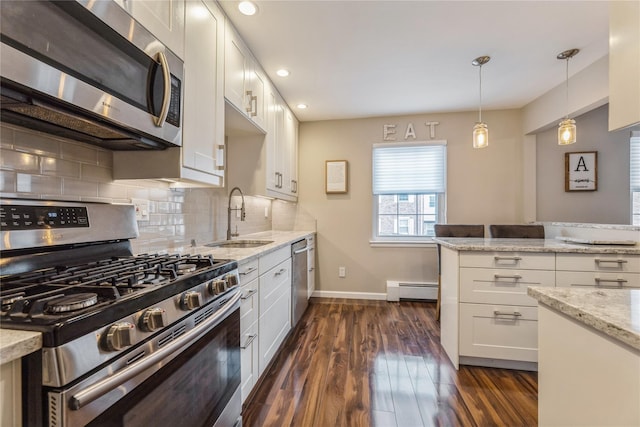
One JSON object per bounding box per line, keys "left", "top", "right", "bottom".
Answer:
{"left": 69, "top": 291, "right": 241, "bottom": 411}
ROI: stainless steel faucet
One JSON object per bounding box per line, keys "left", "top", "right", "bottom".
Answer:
{"left": 227, "top": 187, "right": 246, "bottom": 240}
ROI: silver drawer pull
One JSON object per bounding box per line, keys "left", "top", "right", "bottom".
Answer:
{"left": 241, "top": 288, "right": 257, "bottom": 300}
{"left": 241, "top": 333, "right": 257, "bottom": 349}
{"left": 240, "top": 266, "right": 257, "bottom": 276}
{"left": 494, "top": 256, "right": 522, "bottom": 262}
{"left": 494, "top": 310, "right": 522, "bottom": 317}
{"left": 274, "top": 268, "right": 287, "bottom": 276}
{"left": 595, "top": 259, "right": 628, "bottom": 265}
{"left": 494, "top": 274, "right": 522, "bottom": 280}
{"left": 595, "top": 278, "right": 627, "bottom": 287}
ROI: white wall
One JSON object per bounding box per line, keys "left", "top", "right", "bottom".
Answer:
{"left": 298, "top": 109, "right": 524, "bottom": 295}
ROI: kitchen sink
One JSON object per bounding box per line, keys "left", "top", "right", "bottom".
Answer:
{"left": 205, "top": 240, "right": 274, "bottom": 249}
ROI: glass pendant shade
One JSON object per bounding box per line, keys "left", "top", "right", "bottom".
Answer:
{"left": 558, "top": 118, "right": 576, "bottom": 145}
{"left": 473, "top": 122, "right": 489, "bottom": 149}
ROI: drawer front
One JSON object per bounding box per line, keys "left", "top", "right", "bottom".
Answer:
{"left": 240, "top": 320, "right": 259, "bottom": 403}
{"left": 556, "top": 271, "right": 640, "bottom": 288}
{"left": 259, "top": 246, "right": 290, "bottom": 273}
{"left": 259, "top": 257, "right": 291, "bottom": 317}
{"left": 459, "top": 303, "right": 538, "bottom": 362}
{"left": 460, "top": 268, "right": 555, "bottom": 306}
{"left": 240, "top": 278, "right": 259, "bottom": 332}
{"left": 556, "top": 253, "right": 640, "bottom": 273}
{"left": 460, "top": 251, "right": 555, "bottom": 270}
{"left": 239, "top": 259, "right": 259, "bottom": 284}
{"left": 259, "top": 288, "right": 291, "bottom": 373}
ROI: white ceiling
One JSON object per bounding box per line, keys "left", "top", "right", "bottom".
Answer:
{"left": 218, "top": 1, "right": 610, "bottom": 122}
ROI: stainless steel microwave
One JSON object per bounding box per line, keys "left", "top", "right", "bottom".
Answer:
{"left": 0, "top": 0, "right": 183, "bottom": 150}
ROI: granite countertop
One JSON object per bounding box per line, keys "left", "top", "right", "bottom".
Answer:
{"left": 0, "top": 329, "right": 42, "bottom": 364}
{"left": 527, "top": 287, "right": 640, "bottom": 351}
{"left": 433, "top": 237, "right": 640, "bottom": 255}
{"left": 0, "top": 230, "right": 315, "bottom": 364}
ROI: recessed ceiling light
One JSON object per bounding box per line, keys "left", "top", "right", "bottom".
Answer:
{"left": 296, "top": 104, "right": 308, "bottom": 109}
{"left": 276, "top": 69, "right": 290, "bottom": 77}
{"left": 238, "top": 1, "right": 257, "bottom": 16}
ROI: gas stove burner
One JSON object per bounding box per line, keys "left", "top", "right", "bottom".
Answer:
{"left": 45, "top": 293, "right": 99, "bottom": 314}
{"left": 176, "top": 263, "right": 197, "bottom": 275}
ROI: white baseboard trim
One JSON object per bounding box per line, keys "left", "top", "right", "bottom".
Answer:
{"left": 310, "top": 290, "right": 387, "bottom": 300}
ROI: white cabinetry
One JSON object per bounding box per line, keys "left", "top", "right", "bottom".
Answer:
{"left": 114, "top": 0, "right": 225, "bottom": 187}
{"left": 307, "top": 235, "right": 315, "bottom": 298}
{"left": 224, "top": 24, "right": 266, "bottom": 131}
{"left": 258, "top": 246, "right": 292, "bottom": 374}
{"left": 458, "top": 251, "right": 554, "bottom": 364}
{"left": 556, "top": 253, "right": 640, "bottom": 288}
{"left": 0, "top": 359, "right": 22, "bottom": 427}
{"left": 114, "top": 0, "right": 185, "bottom": 59}
{"left": 239, "top": 259, "right": 259, "bottom": 403}
{"left": 609, "top": 0, "right": 640, "bottom": 131}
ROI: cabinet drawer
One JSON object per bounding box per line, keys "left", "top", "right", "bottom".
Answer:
{"left": 460, "top": 268, "right": 555, "bottom": 306}
{"left": 460, "top": 251, "right": 555, "bottom": 270}
{"left": 259, "top": 246, "right": 290, "bottom": 273}
{"left": 460, "top": 303, "right": 538, "bottom": 362}
{"left": 240, "top": 320, "right": 259, "bottom": 403}
{"left": 259, "top": 258, "right": 291, "bottom": 317}
{"left": 239, "top": 258, "right": 259, "bottom": 284}
{"left": 556, "top": 253, "right": 640, "bottom": 273}
{"left": 240, "top": 278, "right": 259, "bottom": 332}
{"left": 556, "top": 271, "right": 640, "bottom": 288}
{"left": 259, "top": 288, "right": 291, "bottom": 373}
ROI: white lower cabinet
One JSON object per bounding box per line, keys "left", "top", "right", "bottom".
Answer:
{"left": 1, "top": 359, "right": 22, "bottom": 427}
{"left": 239, "top": 259, "right": 259, "bottom": 403}
{"left": 556, "top": 253, "right": 640, "bottom": 288}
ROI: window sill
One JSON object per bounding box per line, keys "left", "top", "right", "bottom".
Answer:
{"left": 369, "top": 240, "right": 437, "bottom": 248}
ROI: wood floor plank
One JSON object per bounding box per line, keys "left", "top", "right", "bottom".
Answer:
{"left": 242, "top": 299, "right": 538, "bottom": 427}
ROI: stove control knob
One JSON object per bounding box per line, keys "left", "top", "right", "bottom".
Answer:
{"left": 208, "top": 280, "right": 226, "bottom": 295}
{"left": 102, "top": 322, "right": 135, "bottom": 352}
{"left": 226, "top": 274, "right": 239, "bottom": 288}
{"left": 180, "top": 291, "right": 202, "bottom": 310}
{"left": 139, "top": 308, "right": 167, "bottom": 332}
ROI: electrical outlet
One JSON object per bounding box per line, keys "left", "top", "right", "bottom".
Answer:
{"left": 339, "top": 266, "right": 346, "bottom": 278}
{"left": 130, "top": 198, "right": 150, "bottom": 221}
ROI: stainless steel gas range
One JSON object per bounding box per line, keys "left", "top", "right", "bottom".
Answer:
{"left": 0, "top": 199, "right": 242, "bottom": 427}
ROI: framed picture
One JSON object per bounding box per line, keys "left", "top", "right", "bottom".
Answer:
{"left": 325, "top": 160, "right": 348, "bottom": 193}
{"left": 565, "top": 151, "right": 597, "bottom": 191}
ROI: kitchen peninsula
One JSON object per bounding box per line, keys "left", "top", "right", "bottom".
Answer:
{"left": 434, "top": 229, "right": 640, "bottom": 371}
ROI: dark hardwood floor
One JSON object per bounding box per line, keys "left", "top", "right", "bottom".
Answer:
{"left": 242, "top": 298, "right": 538, "bottom": 427}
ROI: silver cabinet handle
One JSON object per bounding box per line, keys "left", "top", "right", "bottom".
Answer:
{"left": 274, "top": 268, "right": 287, "bottom": 276}
{"left": 595, "top": 259, "right": 628, "bottom": 265}
{"left": 249, "top": 95, "right": 257, "bottom": 117}
{"left": 240, "top": 266, "right": 257, "bottom": 276}
{"left": 494, "top": 256, "right": 522, "bottom": 262}
{"left": 595, "top": 278, "right": 627, "bottom": 287}
{"left": 153, "top": 51, "right": 171, "bottom": 127}
{"left": 241, "top": 333, "right": 257, "bottom": 349}
{"left": 293, "top": 247, "right": 308, "bottom": 255}
{"left": 494, "top": 274, "right": 522, "bottom": 280}
{"left": 245, "top": 90, "right": 253, "bottom": 114}
{"left": 241, "top": 288, "right": 257, "bottom": 300}
{"left": 494, "top": 310, "right": 522, "bottom": 317}
{"left": 70, "top": 291, "right": 241, "bottom": 410}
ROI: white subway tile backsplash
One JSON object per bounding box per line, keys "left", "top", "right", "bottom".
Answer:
{"left": 1, "top": 149, "right": 39, "bottom": 172}
{"left": 0, "top": 125, "right": 14, "bottom": 149}
{"left": 98, "top": 182, "right": 129, "bottom": 199}
{"left": 0, "top": 171, "right": 16, "bottom": 193}
{"left": 41, "top": 157, "right": 80, "bottom": 178}
{"left": 17, "top": 173, "right": 62, "bottom": 195}
{"left": 81, "top": 164, "right": 112, "bottom": 182}
{"left": 63, "top": 178, "right": 98, "bottom": 197}
{"left": 60, "top": 141, "right": 98, "bottom": 163}
{"left": 13, "top": 128, "right": 60, "bottom": 157}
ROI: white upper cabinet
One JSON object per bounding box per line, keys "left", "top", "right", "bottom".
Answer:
{"left": 114, "top": 0, "right": 185, "bottom": 59}
{"left": 609, "top": 0, "right": 640, "bottom": 131}
{"left": 114, "top": 0, "right": 225, "bottom": 187}
{"left": 224, "top": 24, "right": 266, "bottom": 131}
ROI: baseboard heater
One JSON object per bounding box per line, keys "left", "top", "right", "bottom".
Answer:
{"left": 386, "top": 280, "right": 438, "bottom": 301}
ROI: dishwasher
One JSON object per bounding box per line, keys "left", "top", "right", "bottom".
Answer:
{"left": 291, "top": 239, "right": 309, "bottom": 326}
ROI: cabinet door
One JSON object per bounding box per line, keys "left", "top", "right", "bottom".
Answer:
{"left": 258, "top": 285, "right": 291, "bottom": 374}
{"left": 265, "top": 88, "right": 279, "bottom": 192}
{"left": 284, "top": 107, "right": 298, "bottom": 197}
{"left": 115, "top": 0, "right": 185, "bottom": 59}
{"left": 224, "top": 25, "right": 248, "bottom": 112}
{"left": 182, "top": 0, "right": 224, "bottom": 181}
{"left": 240, "top": 320, "right": 259, "bottom": 403}
{"left": 246, "top": 66, "right": 266, "bottom": 129}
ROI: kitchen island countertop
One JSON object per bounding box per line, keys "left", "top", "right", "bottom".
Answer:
{"left": 433, "top": 237, "right": 640, "bottom": 255}
{"left": 527, "top": 286, "right": 640, "bottom": 351}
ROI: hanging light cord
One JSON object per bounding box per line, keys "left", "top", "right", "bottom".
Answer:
{"left": 564, "top": 57, "right": 570, "bottom": 120}
{"left": 478, "top": 64, "right": 483, "bottom": 123}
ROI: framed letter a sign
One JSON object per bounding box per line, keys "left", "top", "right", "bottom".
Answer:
{"left": 565, "top": 151, "right": 597, "bottom": 191}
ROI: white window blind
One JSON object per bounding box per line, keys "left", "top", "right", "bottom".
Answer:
{"left": 631, "top": 134, "right": 640, "bottom": 192}
{"left": 372, "top": 142, "right": 446, "bottom": 194}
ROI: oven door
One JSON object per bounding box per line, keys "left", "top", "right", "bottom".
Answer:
{"left": 48, "top": 293, "right": 241, "bottom": 427}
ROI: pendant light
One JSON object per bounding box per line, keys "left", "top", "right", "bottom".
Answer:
{"left": 557, "top": 48, "right": 579, "bottom": 145}
{"left": 472, "top": 56, "right": 490, "bottom": 149}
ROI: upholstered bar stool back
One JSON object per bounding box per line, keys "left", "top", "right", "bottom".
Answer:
{"left": 434, "top": 224, "right": 485, "bottom": 321}
{"left": 489, "top": 224, "right": 545, "bottom": 239}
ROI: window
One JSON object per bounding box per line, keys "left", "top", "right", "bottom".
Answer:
{"left": 631, "top": 132, "right": 640, "bottom": 225}
{"left": 372, "top": 141, "right": 446, "bottom": 240}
